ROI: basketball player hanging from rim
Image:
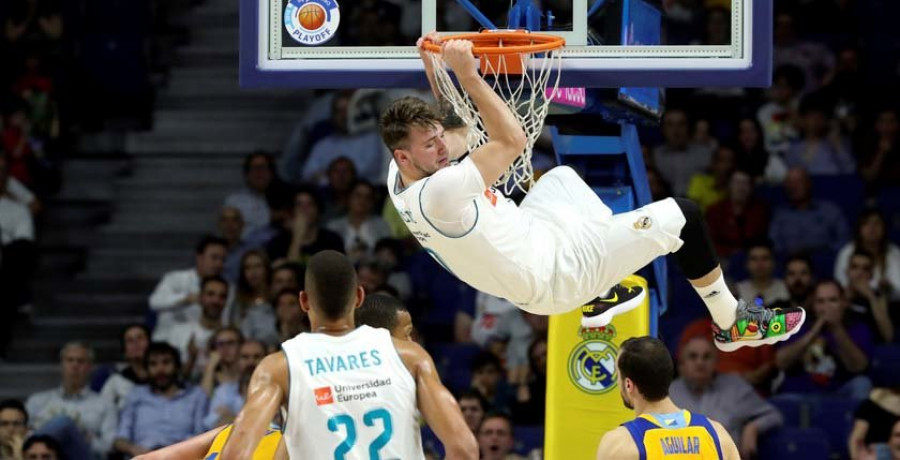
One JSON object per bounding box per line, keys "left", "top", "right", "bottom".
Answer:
{"left": 381, "top": 35, "right": 806, "bottom": 351}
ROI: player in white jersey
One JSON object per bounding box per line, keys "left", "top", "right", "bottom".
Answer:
{"left": 379, "top": 37, "right": 807, "bottom": 351}
{"left": 221, "top": 250, "right": 477, "bottom": 460}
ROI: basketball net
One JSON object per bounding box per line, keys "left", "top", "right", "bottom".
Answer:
{"left": 426, "top": 33, "right": 563, "bottom": 195}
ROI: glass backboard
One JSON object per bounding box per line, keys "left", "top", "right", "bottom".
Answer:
{"left": 240, "top": 0, "right": 771, "bottom": 88}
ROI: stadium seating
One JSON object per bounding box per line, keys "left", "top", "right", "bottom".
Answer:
{"left": 758, "top": 426, "right": 831, "bottom": 460}
{"left": 809, "top": 397, "right": 859, "bottom": 460}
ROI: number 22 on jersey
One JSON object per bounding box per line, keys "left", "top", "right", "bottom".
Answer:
{"left": 327, "top": 408, "right": 394, "bottom": 460}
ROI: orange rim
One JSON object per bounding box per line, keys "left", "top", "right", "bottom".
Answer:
{"left": 423, "top": 31, "right": 565, "bottom": 56}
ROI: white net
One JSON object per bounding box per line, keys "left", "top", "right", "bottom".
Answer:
{"left": 427, "top": 35, "right": 563, "bottom": 195}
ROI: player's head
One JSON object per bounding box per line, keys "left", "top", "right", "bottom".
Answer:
{"left": 617, "top": 337, "right": 674, "bottom": 410}
{"left": 300, "top": 250, "right": 364, "bottom": 325}
{"left": 357, "top": 293, "right": 412, "bottom": 341}
{"left": 379, "top": 97, "right": 449, "bottom": 180}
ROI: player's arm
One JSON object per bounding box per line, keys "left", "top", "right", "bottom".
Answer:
{"left": 394, "top": 339, "right": 478, "bottom": 460}
{"left": 132, "top": 426, "right": 225, "bottom": 460}
{"left": 221, "top": 352, "right": 288, "bottom": 460}
{"left": 440, "top": 40, "right": 527, "bottom": 187}
{"left": 711, "top": 420, "right": 741, "bottom": 460}
{"left": 595, "top": 427, "right": 638, "bottom": 460}
{"left": 417, "top": 32, "right": 443, "bottom": 102}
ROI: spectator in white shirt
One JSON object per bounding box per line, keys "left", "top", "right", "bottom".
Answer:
{"left": 0, "top": 154, "right": 36, "bottom": 358}
{"left": 327, "top": 180, "right": 392, "bottom": 261}
{"left": 224, "top": 152, "right": 278, "bottom": 238}
{"left": 101, "top": 325, "right": 150, "bottom": 411}
{"left": 148, "top": 235, "right": 228, "bottom": 341}
{"left": 156, "top": 276, "right": 229, "bottom": 380}
{"left": 25, "top": 342, "right": 117, "bottom": 459}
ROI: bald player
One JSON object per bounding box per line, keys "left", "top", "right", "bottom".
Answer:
{"left": 222, "top": 250, "right": 476, "bottom": 459}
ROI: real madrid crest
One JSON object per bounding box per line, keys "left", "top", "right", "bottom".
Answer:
{"left": 568, "top": 325, "right": 619, "bottom": 394}
{"left": 284, "top": 0, "right": 340, "bottom": 45}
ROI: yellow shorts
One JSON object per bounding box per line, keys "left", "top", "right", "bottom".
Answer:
{"left": 204, "top": 424, "right": 281, "bottom": 459}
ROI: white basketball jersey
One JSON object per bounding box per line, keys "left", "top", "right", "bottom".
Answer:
{"left": 387, "top": 158, "right": 559, "bottom": 308}
{"left": 281, "top": 325, "right": 423, "bottom": 460}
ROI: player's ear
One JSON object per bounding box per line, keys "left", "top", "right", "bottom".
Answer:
{"left": 393, "top": 148, "right": 409, "bottom": 165}
{"left": 354, "top": 285, "right": 366, "bottom": 309}
{"left": 298, "top": 290, "right": 311, "bottom": 313}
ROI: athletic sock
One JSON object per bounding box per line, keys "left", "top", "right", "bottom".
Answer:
{"left": 692, "top": 274, "right": 737, "bottom": 328}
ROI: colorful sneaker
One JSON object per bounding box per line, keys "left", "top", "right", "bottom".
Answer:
{"left": 581, "top": 284, "right": 646, "bottom": 329}
{"left": 713, "top": 300, "right": 806, "bottom": 352}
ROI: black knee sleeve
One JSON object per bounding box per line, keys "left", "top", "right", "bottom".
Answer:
{"left": 672, "top": 197, "right": 719, "bottom": 280}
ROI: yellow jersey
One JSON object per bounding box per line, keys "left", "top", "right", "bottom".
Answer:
{"left": 621, "top": 410, "right": 723, "bottom": 460}
{"left": 204, "top": 424, "right": 281, "bottom": 460}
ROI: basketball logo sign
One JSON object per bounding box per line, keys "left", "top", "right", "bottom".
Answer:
{"left": 284, "top": 0, "right": 340, "bottom": 45}
{"left": 568, "top": 339, "right": 618, "bottom": 395}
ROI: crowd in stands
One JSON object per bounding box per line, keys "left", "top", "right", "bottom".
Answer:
{"left": 1, "top": 0, "right": 900, "bottom": 459}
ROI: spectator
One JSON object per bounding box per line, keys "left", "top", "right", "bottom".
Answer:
{"left": 757, "top": 65, "right": 804, "bottom": 156}
{"left": 785, "top": 95, "right": 855, "bottom": 175}
{"left": 512, "top": 337, "right": 547, "bottom": 426}
{"left": 706, "top": 170, "right": 769, "bottom": 258}
{"left": 301, "top": 91, "right": 388, "bottom": 185}
{"left": 228, "top": 250, "right": 277, "bottom": 344}
{"left": 686, "top": 144, "right": 737, "bottom": 211}
{"left": 477, "top": 413, "right": 525, "bottom": 460}
{"left": 0, "top": 399, "right": 28, "bottom": 459}
{"left": 243, "top": 186, "right": 293, "bottom": 251}
{"left": 274, "top": 288, "right": 309, "bottom": 345}
{"left": 270, "top": 262, "right": 302, "bottom": 298}
{"left": 645, "top": 165, "right": 672, "bottom": 201}
{"left": 773, "top": 12, "right": 835, "bottom": 92}
{"left": 782, "top": 254, "right": 816, "bottom": 309}
{"left": 224, "top": 152, "right": 277, "bottom": 238}
{"left": 356, "top": 293, "right": 413, "bottom": 341}
{"left": 457, "top": 390, "right": 488, "bottom": 434}
{"left": 373, "top": 238, "right": 413, "bottom": 301}
{"left": 148, "top": 235, "right": 229, "bottom": 340}
{"left": 155, "top": 276, "right": 229, "bottom": 379}
{"left": 679, "top": 318, "right": 776, "bottom": 395}
{"left": 218, "top": 206, "right": 250, "bottom": 283}
{"left": 848, "top": 388, "right": 900, "bottom": 460}
{"left": 844, "top": 250, "right": 893, "bottom": 343}
{"left": 200, "top": 327, "right": 243, "bottom": 396}
{"left": 470, "top": 352, "right": 514, "bottom": 414}
{"left": 735, "top": 240, "right": 790, "bottom": 308}
{"left": 21, "top": 435, "right": 62, "bottom": 460}
{"left": 24, "top": 342, "right": 116, "bottom": 459}
{"left": 203, "top": 339, "right": 266, "bottom": 430}
{"left": 471, "top": 293, "right": 533, "bottom": 393}
{"left": 265, "top": 186, "right": 344, "bottom": 264}
{"left": 0, "top": 154, "right": 36, "bottom": 357}
{"left": 734, "top": 117, "right": 785, "bottom": 183}
{"left": 114, "top": 342, "right": 208, "bottom": 457}
{"left": 100, "top": 324, "right": 150, "bottom": 411}
{"left": 320, "top": 157, "right": 358, "bottom": 221}
{"left": 357, "top": 257, "right": 391, "bottom": 293}
{"left": 652, "top": 108, "right": 714, "bottom": 196}
{"left": 775, "top": 280, "right": 873, "bottom": 399}
{"left": 769, "top": 168, "right": 849, "bottom": 256}
{"left": 859, "top": 108, "right": 900, "bottom": 191}
{"left": 669, "top": 335, "right": 782, "bottom": 459}
{"left": 327, "top": 180, "right": 391, "bottom": 260}
{"left": 835, "top": 208, "right": 900, "bottom": 301}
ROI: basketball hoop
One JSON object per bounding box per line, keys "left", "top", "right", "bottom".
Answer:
{"left": 424, "top": 30, "right": 565, "bottom": 195}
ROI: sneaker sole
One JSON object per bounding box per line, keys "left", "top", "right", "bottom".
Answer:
{"left": 580, "top": 289, "right": 647, "bottom": 329}
{"left": 714, "top": 308, "right": 807, "bottom": 352}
